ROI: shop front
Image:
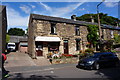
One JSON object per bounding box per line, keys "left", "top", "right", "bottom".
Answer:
{"left": 35, "top": 36, "right": 61, "bottom": 57}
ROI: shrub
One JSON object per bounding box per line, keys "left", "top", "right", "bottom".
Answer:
{"left": 85, "top": 48, "right": 94, "bottom": 53}
{"left": 111, "top": 50, "right": 117, "bottom": 53}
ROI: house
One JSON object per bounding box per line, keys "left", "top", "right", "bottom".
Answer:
{"left": 9, "top": 35, "right": 28, "bottom": 52}
{"left": 28, "top": 14, "right": 90, "bottom": 59}
{"left": 28, "top": 14, "right": 120, "bottom": 59}
{"left": 100, "top": 24, "right": 120, "bottom": 50}
{"left": 19, "top": 37, "right": 28, "bottom": 53}
{"left": 101, "top": 24, "right": 120, "bottom": 40}
{"left": 0, "top": 5, "right": 7, "bottom": 53}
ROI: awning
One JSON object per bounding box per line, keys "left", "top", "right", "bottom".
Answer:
{"left": 35, "top": 36, "right": 61, "bottom": 42}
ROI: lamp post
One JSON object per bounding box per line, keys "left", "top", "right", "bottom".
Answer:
{"left": 97, "top": 0, "right": 105, "bottom": 40}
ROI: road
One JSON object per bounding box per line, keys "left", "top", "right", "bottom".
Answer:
{"left": 5, "top": 63, "right": 120, "bottom": 79}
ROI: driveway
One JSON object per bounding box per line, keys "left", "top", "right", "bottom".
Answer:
{"left": 4, "top": 52, "right": 36, "bottom": 67}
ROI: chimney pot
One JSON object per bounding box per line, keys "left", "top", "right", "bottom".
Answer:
{"left": 71, "top": 15, "right": 76, "bottom": 21}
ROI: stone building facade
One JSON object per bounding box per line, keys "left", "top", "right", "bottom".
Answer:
{"left": 28, "top": 14, "right": 89, "bottom": 58}
{"left": 0, "top": 5, "right": 7, "bottom": 53}
{"left": 28, "top": 14, "right": 120, "bottom": 59}
{"left": 101, "top": 25, "right": 120, "bottom": 40}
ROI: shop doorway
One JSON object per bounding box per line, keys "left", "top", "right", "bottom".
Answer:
{"left": 64, "top": 40, "right": 69, "bottom": 54}
{"left": 35, "top": 42, "right": 43, "bottom": 56}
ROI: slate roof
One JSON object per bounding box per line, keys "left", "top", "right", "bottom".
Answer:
{"left": 30, "top": 14, "right": 120, "bottom": 30}
{"left": 30, "top": 14, "right": 98, "bottom": 26}
{"left": 101, "top": 24, "right": 120, "bottom": 30}
{"left": 9, "top": 36, "right": 28, "bottom": 43}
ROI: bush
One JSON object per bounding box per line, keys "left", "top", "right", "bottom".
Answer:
{"left": 85, "top": 48, "right": 94, "bottom": 53}
{"left": 111, "top": 50, "right": 117, "bottom": 53}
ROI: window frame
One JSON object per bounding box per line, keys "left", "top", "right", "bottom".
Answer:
{"left": 75, "top": 26, "right": 80, "bottom": 36}
{"left": 76, "top": 39, "right": 80, "bottom": 51}
{"left": 50, "top": 23, "right": 57, "bottom": 35}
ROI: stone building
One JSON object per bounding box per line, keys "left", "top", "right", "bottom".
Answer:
{"left": 28, "top": 14, "right": 120, "bottom": 59}
{"left": 0, "top": 5, "right": 7, "bottom": 53}
{"left": 101, "top": 24, "right": 120, "bottom": 40}
{"left": 28, "top": 14, "right": 91, "bottom": 58}
{"left": 99, "top": 24, "right": 120, "bottom": 50}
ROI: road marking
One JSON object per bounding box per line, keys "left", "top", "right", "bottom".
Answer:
{"left": 9, "top": 65, "right": 74, "bottom": 74}
{"left": 50, "top": 71, "right": 54, "bottom": 73}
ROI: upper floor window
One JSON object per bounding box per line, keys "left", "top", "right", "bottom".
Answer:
{"left": 118, "top": 31, "right": 120, "bottom": 35}
{"left": 75, "top": 26, "right": 80, "bottom": 36}
{"left": 111, "top": 30, "right": 114, "bottom": 38}
{"left": 50, "top": 23, "right": 57, "bottom": 35}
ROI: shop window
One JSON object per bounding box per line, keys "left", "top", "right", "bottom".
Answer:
{"left": 75, "top": 26, "right": 80, "bottom": 36}
{"left": 35, "top": 42, "right": 43, "bottom": 50}
{"left": 48, "top": 42, "right": 59, "bottom": 51}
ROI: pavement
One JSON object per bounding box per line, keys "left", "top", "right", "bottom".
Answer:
{"left": 4, "top": 52, "right": 51, "bottom": 68}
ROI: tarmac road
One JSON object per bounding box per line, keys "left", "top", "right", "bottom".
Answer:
{"left": 5, "top": 63, "right": 120, "bottom": 79}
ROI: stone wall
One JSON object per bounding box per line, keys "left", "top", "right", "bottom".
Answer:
{"left": 104, "top": 29, "right": 111, "bottom": 40}
{"left": 28, "top": 17, "right": 120, "bottom": 58}
{"left": 31, "top": 19, "right": 88, "bottom": 55}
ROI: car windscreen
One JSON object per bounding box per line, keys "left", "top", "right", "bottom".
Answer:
{"left": 8, "top": 44, "right": 15, "bottom": 47}
{"left": 91, "top": 53, "right": 101, "bottom": 58}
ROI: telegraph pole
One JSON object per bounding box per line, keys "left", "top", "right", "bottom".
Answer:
{"left": 97, "top": 0, "right": 105, "bottom": 40}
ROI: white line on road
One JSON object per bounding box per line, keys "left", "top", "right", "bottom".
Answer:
{"left": 9, "top": 66, "right": 74, "bottom": 74}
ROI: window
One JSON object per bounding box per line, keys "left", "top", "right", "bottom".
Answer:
{"left": 76, "top": 39, "right": 80, "bottom": 51}
{"left": 48, "top": 42, "right": 59, "bottom": 51}
{"left": 119, "top": 31, "right": 120, "bottom": 35}
{"left": 50, "top": 23, "right": 56, "bottom": 34}
{"left": 75, "top": 26, "right": 80, "bottom": 36}
{"left": 111, "top": 30, "right": 114, "bottom": 38}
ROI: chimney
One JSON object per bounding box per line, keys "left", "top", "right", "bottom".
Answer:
{"left": 90, "top": 15, "right": 94, "bottom": 23}
{"left": 71, "top": 15, "right": 76, "bottom": 21}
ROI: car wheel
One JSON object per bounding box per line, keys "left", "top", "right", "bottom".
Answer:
{"left": 90, "top": 66, "right": 93, "bottom": 70}
{"left": 95, "top": 63, "right": 100, "bottom": 70}
{"left": 115, "top": 62, "right": 119, "bottom": 67}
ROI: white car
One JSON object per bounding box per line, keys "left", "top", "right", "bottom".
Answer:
{"left": 7, "top": 43, "right": 16, "bottom": 52}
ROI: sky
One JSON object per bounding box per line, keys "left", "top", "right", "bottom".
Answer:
{"left": 1, "top": 2, "right": 119, "bottom": 31}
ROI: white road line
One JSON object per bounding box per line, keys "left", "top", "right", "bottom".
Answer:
{"left": 10, "top": 66, "right": 74, "bottom": 74}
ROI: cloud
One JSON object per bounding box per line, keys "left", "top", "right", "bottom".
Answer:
{"left": 31, "top": 5, "right": 36, "bottom": 9}
{"left": 104, "top": 2, "right": 118, "bottom": 7}
{"left": 37, "top": 2, "right": 85, "bottom": 18}
{"left": 79, "top": 8, "right": 85, "bottom": 11}
{"left": 20, "top": 5, "right": 31, "bottom": 14}
{"left": 6, "top": 7, "right": 29, "bottom": 30}
{"left": 39, "top": 2, "right": 52, "bottom": 11}
{"left": 29, "top": 4, "right": 36, "bottom": 9}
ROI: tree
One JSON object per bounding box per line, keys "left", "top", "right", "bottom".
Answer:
{"left": 114, "top": 34, "right": 120, "bottom": 44}
{"left": 87, "top": 25, "right": 99, "bottom": 48}
{"left": 6, "top": 34, "right": 10, "bottom": 43}
{"left": 8, "top": 28, "right": 25, "bottom": 36}
{"left": 76, "top": 13, "right": 120, "bottom": 26}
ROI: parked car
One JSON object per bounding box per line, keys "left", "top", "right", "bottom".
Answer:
{"left": 76, "top": 52, "right": 119, "bottom": 70}
{"left": 7, "top": 43, "right": 16, "bottom": 52}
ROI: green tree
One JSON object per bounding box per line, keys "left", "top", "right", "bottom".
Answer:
{"left": 114, "top": 34, "right": 120, "bottom": 44}
{"left": 76, "top": 13, "right": 120, "bottom": 26}
{"left": 87, "top": 25, "right": 99, "bottom": 48}
{"left": 8, "top": 28, "right": 25, "bottom": 36}
{"left": 6, "top": 34, "right": 10, "bottom": 43}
